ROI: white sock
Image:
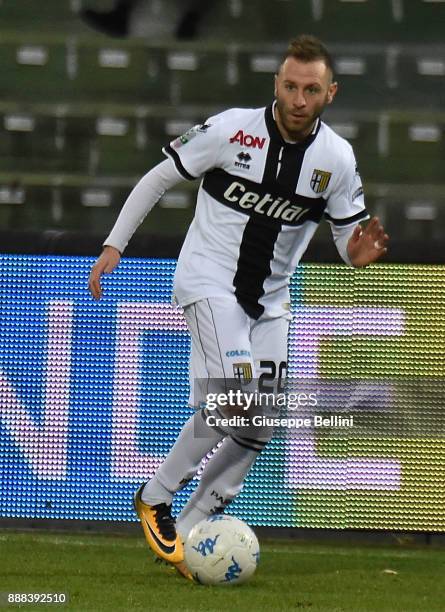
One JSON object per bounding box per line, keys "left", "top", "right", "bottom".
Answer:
{"left": 141, "top": 409, "right": 225, "bottom": 506}
{"left": 176, "top": 436, "right": 259, "bottom": 541}
{"left": 141, "top": 475, "right": 174, "bottom": 507}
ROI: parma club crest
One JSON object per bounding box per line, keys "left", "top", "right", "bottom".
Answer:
{"left": 233, "top": 362, "right": 253, "bottom": 384}
{"left": 310, "top": 169, "right": 332, "bottom": 194}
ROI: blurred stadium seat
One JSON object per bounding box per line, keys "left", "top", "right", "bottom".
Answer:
{"left": 0, "top": 0, "right": 82, "bottom": 34}
{"left": 396, "top": 47, "right": 445, "bottom": 110}
{"left": 310, "top": 0, "right": 398, "bottom": 43}
{"left": 0, "top": 112, "right": 59, "bottom": 173}
{"left": 0, "top": 39, "right": 68, "bottom": 102}
{"left": 400, "top": 0, "right": 445, "bottom": 41}
{"left": 373, "top": 190, "right": 445, "bottom": 241}
{"left": 386, "top": 117, "right": 445, "bottom": 183}
{"left": 74, "top": 44, "right": 170, "bottom": 103}
{"left": 333, "top": 49, "right": 390, "bottom": 109}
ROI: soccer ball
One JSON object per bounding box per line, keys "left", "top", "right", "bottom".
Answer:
{"left": 184, "top": 515, "right": 260, "bottom": 585}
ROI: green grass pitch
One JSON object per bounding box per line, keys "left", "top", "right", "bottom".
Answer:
{"left": 1, "top": 531, "right": 444, "bottom": 611}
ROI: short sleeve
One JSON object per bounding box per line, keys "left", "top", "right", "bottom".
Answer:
{"left": 162, "top": 117, "right": 221, "bottom": 181}
{"left": 324, "top": 148, "right": 370, "bottom": 227}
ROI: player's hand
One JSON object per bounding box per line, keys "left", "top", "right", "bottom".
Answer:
{"left": 347, "top": 217, "right": 389, "bottom": 267}
{"left": 88, "top": 246, "right": 121, "bottom": 300}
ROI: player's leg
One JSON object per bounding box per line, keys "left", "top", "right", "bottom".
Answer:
{"left": 176, "top": 312, "right": 289, "bottom": 540}
{"left": 134, "top": 297, "right": 252, "bottom": 568}
{"left": 175, "top": 436, "right": 261, "bottom": 541}
{"left": 133, "top": 409, "right": 224, "bottom": 568}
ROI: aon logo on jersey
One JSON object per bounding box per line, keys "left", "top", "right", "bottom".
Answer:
{"left": 229, "top": 130, "right": 266, "bottom": 149}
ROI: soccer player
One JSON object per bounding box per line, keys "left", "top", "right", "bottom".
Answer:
{"left": 88, "top": 35, "right": 389, "bottom": 579}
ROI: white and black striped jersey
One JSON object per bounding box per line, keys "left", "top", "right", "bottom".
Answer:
{"left": 162, "top": 103, "right": 368, "bottom": 319}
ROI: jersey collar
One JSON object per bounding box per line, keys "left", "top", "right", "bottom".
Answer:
{"left": 266, "top": 101, "right": 321, "bottom": 150}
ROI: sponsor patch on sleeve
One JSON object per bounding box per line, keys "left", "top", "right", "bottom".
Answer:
{"left": 352, "top": 186, "right": 364, "bottom": 201}
{"left": 172, "top": 123, "right": 212, "bottom": 149}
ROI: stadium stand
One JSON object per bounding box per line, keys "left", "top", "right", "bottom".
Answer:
{"left": 396, "top": 47, "right": 445, "bottom": 110}
{"left": 0, "top": 0, "right": 444, "bottom": 251}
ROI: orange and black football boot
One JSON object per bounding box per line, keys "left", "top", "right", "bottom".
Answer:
{"left": 133, "top": 483, "right": 193, "bottom": 581}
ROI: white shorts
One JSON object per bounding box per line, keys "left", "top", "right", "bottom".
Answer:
{"left": 183, "top": 297, "right": 289, "bottom": 448}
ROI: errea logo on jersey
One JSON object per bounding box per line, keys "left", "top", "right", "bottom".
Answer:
{"left": 230, "top": 130, "right": 266, "bottom": 149}
{"left": 235, "top": 151, "right": 251, "bottom": 170}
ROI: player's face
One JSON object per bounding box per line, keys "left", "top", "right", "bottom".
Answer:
{"left": 274, "top": 57, "right": 337, "bottom": 142}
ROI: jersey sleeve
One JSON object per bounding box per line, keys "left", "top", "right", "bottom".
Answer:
{"left": 162, "top": 117, "right": 221, "bottom": 180}
{"left": 324, "top": 147, "right": 369, "bottom": 228}
{"left": 103, "top": 157, "right": 182, "bottom": 253}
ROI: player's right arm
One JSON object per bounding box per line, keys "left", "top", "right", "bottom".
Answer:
{"left": 88, "top": 115, "right": 223, "bottom": 300}
{"left": 88, "top": 157, "right": 184, "bottom": 300}
{"left": 88, "top": 245, "right": 121, "bottom": 300}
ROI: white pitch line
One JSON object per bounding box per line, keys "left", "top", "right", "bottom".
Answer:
{"left": 0, "top": 534, "right": 439, "bottom": 560}
{"left": 0, "top": 534, "right": 144, "bottom": 549}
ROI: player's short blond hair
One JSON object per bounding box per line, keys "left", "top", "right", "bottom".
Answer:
{"left": 281, "top": 34, "right": 334, "bottom": 77}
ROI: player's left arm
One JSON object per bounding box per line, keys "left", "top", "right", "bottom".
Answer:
{"left": 326, "top": 146, "right": 389, "bottom": 268}
{"left": 346, "top": 217, "right": 389, "bottom": 267}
